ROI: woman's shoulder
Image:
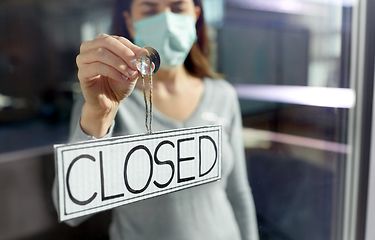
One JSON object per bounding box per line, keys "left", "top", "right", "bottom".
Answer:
{"left": 204, "top": 77, "right": 238, "bottom": 99}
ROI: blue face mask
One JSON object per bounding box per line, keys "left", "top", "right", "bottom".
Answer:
{"left": 133, "top": 12, "right": 197, "bottom": 70}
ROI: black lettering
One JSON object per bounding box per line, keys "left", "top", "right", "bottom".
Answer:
{"left": 177, "top": 137, "right": 196, "bottom": 183}
{"left": 199, "top": 135, "right": 218, "bottom": 177}
{"left": 66, "top": 154, "right": 97, "bottom": 206}
{"left": 124, "top": 145, "right": 153, "bottom": 194}
{"left": 100, "top": 151, "right": 124, "bottom": 201}
{"left": 153, "top": 140, "right": 175, "bottom": 188}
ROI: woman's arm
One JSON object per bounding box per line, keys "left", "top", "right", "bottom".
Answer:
{"left": 225, "top": 91, "right": 259, "bottom": 240}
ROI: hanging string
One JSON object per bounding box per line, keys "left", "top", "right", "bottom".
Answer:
{"left": 149, "top": 73, "right": 153, "bottom": 133}
{"left": 141, "top": 73, "right": 153, "bottom": 134}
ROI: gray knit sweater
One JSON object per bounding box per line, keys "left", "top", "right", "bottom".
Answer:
{"left": 53, "top": 78, "right": 259, "bottom": 240}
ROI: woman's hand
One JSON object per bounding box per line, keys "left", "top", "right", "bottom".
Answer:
{"left": 76, "top": 34, "right": 142, "bottom": 138}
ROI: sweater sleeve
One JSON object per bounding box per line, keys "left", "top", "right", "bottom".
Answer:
{"left": 225, "top": 90, "right": 259, "bottom": 240}
{"left": 51, "top": 94, "right": 115, "bottom": 226}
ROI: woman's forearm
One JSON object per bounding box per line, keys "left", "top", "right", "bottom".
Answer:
{"left": 80, "top": 102, "right": 118, "bottom": 138}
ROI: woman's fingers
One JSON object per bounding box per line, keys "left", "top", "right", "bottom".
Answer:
{"left": 111, "top": 35, "right": 142, "bottom": 54}
{"left": 80, "top": 34, "right": 141, "bottom": 71}
{"left": 77, "top": 47, "right": 139, "bottom": 79}
{"left": 78, "top": 61, "right": 129, "bottom": 84}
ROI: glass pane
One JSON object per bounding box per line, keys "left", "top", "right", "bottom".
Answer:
{"left": 0, "top": 1, "right": 113, "bottom": 239}
{"left": 0, "top": 1, "right": 112, "bottom": 154}
{"left": 217, "top": 0, "right": 353, "bottom": 239}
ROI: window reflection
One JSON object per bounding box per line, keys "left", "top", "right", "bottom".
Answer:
{"left": 222, "top": 0, "right": 345, "bottom": 87}
{"left": 219, "top": 1, "right": 352, "bottom": 239}
{"left": 242, "top": 104, "right": 348, "bottom": 240}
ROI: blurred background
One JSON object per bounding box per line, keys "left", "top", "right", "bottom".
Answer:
{"left": 1, "top": 0, "right": 375, "bottom": 239}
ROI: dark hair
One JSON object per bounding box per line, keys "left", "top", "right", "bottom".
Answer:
{"left": 111, "top": 0, "right": 220, "bottom": 79}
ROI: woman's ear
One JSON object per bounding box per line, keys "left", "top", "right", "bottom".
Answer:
{"left": 123, "top": 11, "right": 135, "bottom": 39}
{"left": 194, "top": 6, "right": 201, "bottom": 22}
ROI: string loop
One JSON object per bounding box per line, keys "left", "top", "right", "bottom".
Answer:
{"left": 141, "top": 74, "right": 153, "bottom": 134}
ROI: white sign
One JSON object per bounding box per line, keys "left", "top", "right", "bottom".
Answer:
{"left": 54, "top": 125, "right": 222, "bottom": 222}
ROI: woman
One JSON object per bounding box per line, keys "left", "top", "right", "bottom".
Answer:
{"left": 56, "top": 0, "right": 259, "bottom": 239}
